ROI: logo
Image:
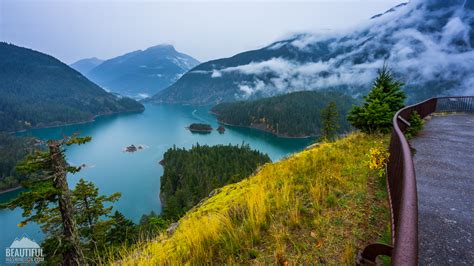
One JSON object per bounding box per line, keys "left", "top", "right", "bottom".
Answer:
{"left": 5, "top": 235, "right": 44, "bottom": 264}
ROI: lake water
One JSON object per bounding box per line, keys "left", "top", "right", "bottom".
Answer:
{"left": 0, "top": 104, "right": 313, "bottom": 261}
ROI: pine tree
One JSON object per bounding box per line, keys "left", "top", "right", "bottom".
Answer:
{"left": 1, "top": 135, "right": 91, "bottom": 265}
{"left": 72, "top": 178, "right": 121, "bottom": 253}
{"left": 348, "top": 65, "right": 406, "bottom": 133}
{"left": 139, "top": 211, "right": 169, "bottom": 238}
{"left": 320, "top": 101, "right": 339, "bottom": 141}
{"left": 107, "top": 211, "right": 137, "bottom": 245}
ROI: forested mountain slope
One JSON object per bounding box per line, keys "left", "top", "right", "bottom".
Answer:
{"left": 212, "top": 91, "right": 356, "bottom": 137}
{"left": 0, "top": 133, "right": 37, "bottom": 191}
{"left": 70, "top": 57, "right": 104, "bottom": 74}
{"left": 0, "top": 42, "right": 144, "bottom": 132}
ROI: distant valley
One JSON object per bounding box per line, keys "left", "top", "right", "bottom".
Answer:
{"left": 70, "top": 57, "right": 104, "bottom": 74}
{"left": 71, "top": 44, "right": 199, "bottom": 98}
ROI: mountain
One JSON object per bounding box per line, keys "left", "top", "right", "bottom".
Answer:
{"left": 0, "top": 42, "right": 144, "bottom": 132}
{"left": 152, "top": 0, "right": 474, "bottom": 105}
{"left": 211, "top": 91, "right": 356, "bottom": 137}
{"left": 70, "top": 57, "right": 104, "bottom": 74}
{"left": 85, "top": 44, "right": 199, "bottom": 98}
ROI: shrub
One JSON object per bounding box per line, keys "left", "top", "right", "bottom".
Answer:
{"left": 368, "top": 146, "right": 389, "bottom": 177}
{"left": 348, "top": 66, "right": 406, "bottom": 134}
{"left": 405, "top": 111, "right": 424, "bottom": 139}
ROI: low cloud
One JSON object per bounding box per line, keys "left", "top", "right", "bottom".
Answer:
{"left": 211, "top": 70, "right": 222, "bottom": 78}
{"left": 209, "top": 0, "right": 474, "bottom": 99}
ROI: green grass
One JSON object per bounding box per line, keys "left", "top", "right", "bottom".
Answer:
{"left": 113, "top": 133, "right": 391, "bottom": 265}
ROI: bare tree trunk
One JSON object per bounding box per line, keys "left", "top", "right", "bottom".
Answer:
{"left": 49, "top": 141, "right": 85, "bottom": 266}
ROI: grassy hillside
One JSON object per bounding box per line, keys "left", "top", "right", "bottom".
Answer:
{"left": 116, "top": 133, "right": 390, "bottom": 264}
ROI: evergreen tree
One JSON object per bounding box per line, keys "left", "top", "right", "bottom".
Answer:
{"left": 1, "top": 135, "right": 91, "bottom": 265}
{"left": 107, "top": 211, "right": 137, "bottom": 245}
{"left": 348, "top": 66, "right": 406, "bottom": 133}
{"left": 0, "top": 133, "right": 37, "bottom": 191}
{"left": 139, "top": 211, "right": 170, "bottom": 238}
{"left": 320, "top": 101, "right": 339, "bottom": 141}
{"left": 211, "top": 91, "right": 355, "bottom": 137}
{"left": 160, "top": 143, "right": 271, "bottom": 219}
{"left": 41, "top": 178, "right": 121, "bottom": 264}
{"left": 72, "top": 178, "right": 121, "bottom": 253}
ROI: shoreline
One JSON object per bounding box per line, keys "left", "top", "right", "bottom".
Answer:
{"left": 0, "top": 185, "right": 22, "bottom": 195}
{"left": 210, "top": 112, "right": 315, "bottom": 139}
{"left": 9, "top": 107, "right": 145, "bottom": 134}
{"left": 222, "top": 122, "right": 315, "bottom": 139}
{"left": 186, "top": 128, "right": 213, "bottom": 133}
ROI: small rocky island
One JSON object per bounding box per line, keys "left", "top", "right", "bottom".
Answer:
{"left": 217, "top": 125, "right": 225, "bottom": 134}
{"left": 124, "top": 144, "right": 144, "bottom": 153}
{"left": 187, "top": 123, "right": 213, "bottom": 134}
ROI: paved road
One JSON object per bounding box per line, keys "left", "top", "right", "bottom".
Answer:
{"left": 410, "top": 114, "right": 474, "bottom": 265}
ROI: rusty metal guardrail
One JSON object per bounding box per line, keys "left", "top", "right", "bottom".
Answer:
{"left": 358, "top": 96, "right": 474, "bottom": 265}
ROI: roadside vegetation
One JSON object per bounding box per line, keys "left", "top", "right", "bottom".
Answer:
{"left": 404, "top": 111, "right": 424, "bottom": 139}
{"left": 348, "top": 65, "right": 405, "bottom": 134}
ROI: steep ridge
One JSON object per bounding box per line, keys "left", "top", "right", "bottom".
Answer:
{"left": 70, "top": 57, "right": 104, "bottom": 74}
{"left": 86, "top": 44, "right": 199, "bottom": 98}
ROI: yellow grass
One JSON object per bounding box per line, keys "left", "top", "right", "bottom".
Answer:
{"left": 114, "top": 133, "right": 390, "bottom": 265}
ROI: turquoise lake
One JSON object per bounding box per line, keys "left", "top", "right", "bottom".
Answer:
{"left": 0, "top": 104, "right": 313, "bottom": 260}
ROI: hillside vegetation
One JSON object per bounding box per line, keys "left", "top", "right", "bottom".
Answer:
{"left": 160, "top": 144, "right": 271, "bottom": 219}
{"left": 0, "top": 134, "right": 37, "bottom": 191}
{"left": 212, "top": 91, "right": 356, "bottom": 137}
{"left": 0, "top": 42, "right": 144, "bottom": 132}
{"left": 116, "top": 133, "right": 390, "bottom": 264}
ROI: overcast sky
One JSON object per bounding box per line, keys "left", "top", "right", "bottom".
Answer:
{"left": 0, "top": 0, "right": 401, "bottom": 64}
